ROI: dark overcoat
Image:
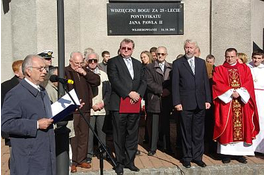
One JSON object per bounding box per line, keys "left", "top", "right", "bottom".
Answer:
{"left": 1, "top": 79, "right": 56, "bottom": 175}
{"left": 145, "top": 61, "right": 172, "bottom": 113}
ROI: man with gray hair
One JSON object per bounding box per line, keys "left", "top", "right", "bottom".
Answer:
{"left": 85, "top": 52, "right": 111, "bottom": 163}
{"left": 65, "top": 51, "right": 100, "bottom": 173}
{"left": 2, "top": 55, "right": 56, "bottom": 175}
{"left": 172, "top": 39, "right": 211, "bottom": 168}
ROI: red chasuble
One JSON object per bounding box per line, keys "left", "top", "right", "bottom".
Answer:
{"left": 212, "top": 62, "right": 259, "bottom": 145}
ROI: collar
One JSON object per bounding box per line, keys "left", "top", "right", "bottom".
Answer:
{"left": 223, "top": 61, "right": 239, "bottom": 69}
{"left": 88, "top": 67, "right": 100, "bottom": 74}
{"left": 25, "top": 78, "right": 41, "bottom": 91}
{"left": 248, "top": 62, "right": 264, "bottom": 68}
{"left": 186, "top": 56, "right": 195, "bottom": 61}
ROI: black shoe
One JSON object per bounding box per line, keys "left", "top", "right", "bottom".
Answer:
{"left": 182, "top": 161, "right": 191, "bottom": 168}
{"left": 86, "top": 157, "right": 92, "bottom": 163}
{"left": 235, "top": 156, "right": 247, "bottom": 164}
{"left": 136, "top": 150, "right": 141, "bottom": 155}
{"left": 147, "top": 150, "right": 156, "bottom": 156}
{"left": 114, "top": 164, "right": 124, "bottom": 175}
{"left": 193, "top": 160, "right": 207, "bottom": 167}
{"left": 125, "top": 164, "right": 140, "bottom": 172}
{"left": 222, "top": 157, "right": 231, "bottom": 164}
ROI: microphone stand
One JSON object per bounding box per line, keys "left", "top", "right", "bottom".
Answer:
{"left": 62, "top": 84, "right": 117, "bottom": 175}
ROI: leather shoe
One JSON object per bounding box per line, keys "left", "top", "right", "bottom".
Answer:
{"left": 71, "top": 165, "right": 77, "bottom": 173}
{"left": 115, "top": 164, "right": 124, "bottom": 175}
{"left": 147, "top": 150, "right": 156, "bottom": 156}
{"left": 182, "top": 161, "right": 191, "bottom": 168}
{"left": 193, "top": 160, "right": 207, "bottom": 167}
{"left": 125, "top": 164, "right": 140, "bottom": 172}
{"left": 77, "top": 162, "right": 91, "bottom": 169}
{"left": 235, "top": 156, "right": 247, "bottom": 164}
{"left": 222, "top": 157, "right": 231, "bottom": 164}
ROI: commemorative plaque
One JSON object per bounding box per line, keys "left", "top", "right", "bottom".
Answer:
{"left": 107, "top": 3, "right": 184, "bottom": 35}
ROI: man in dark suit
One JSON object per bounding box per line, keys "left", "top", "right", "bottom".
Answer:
{"left": 107, "top": 38, "right": 146, "bottom": 175}
{"left": 1, "top": 60, "right": 24, "bottom": 107}
{"left": 172, "top": 39, "right": 211, "bottom": 168}
{"left": 2, "top": 55, "right": 56, "bottom": 175}
{"left": 1, "top": 60, "right": 24, "bottom": 150}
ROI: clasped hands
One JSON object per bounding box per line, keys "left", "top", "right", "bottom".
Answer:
{"left": 129, "top": 91, "right": 140, "bottom": 104}
{"left": 92, "top": 102, "right": 104, "bottom": 111}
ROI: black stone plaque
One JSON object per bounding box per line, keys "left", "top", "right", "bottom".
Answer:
{"left": 107, "top": 3, "right": 184, "bottom": 35}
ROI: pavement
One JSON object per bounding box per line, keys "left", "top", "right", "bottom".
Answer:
{"left": 1, "top": 118, "right": 264, "bottom": 175}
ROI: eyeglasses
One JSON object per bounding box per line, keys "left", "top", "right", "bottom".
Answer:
{"left": 44, "top": 58, "right": 52, "bottom": 61}
{"left": 157, "top": 53, "right": 166, "bottom": 56}
{"left": 30, "top": 66, "right": 49, "bottom": 72}
{"left": 88, "top": 59, "right": 98, "bottom": 63}
{"left": 121, "top": 47, "right": 132, "bottom": 51}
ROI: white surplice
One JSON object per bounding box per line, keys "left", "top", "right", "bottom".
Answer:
{"left": 248, "top": 62, "right": 265, "bottom": 153}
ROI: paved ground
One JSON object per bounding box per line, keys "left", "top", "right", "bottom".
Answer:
{"left": 1, "top": 118, "right": 264, "bottom": 175}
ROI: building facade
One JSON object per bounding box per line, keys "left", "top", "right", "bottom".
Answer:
{"left": 1, "top": 0, "right": 264, "bottom": 81}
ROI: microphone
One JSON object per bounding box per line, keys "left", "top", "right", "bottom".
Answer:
{"left": 50, "top": 75, "right": 74, "bottom": 85}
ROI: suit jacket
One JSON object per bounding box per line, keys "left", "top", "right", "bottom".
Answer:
{"left": 107, "top": 55, "right": 147, "bottom": 111}
{"left": 65, "top": 66, "right": 100, "bottom": 113}
{"left": 1, "top": 76, "right": 20, "bottom": 107}
{"left": 172, "top": 56, "right": 211, "bottom": 110}
{"left": 1, "top": 79, "right": 56, "bottom": 175}
{"left": 145, "top": 61, "right": 172, "bottom": 113}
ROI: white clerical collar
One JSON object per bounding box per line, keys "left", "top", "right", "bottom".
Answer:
{"left": 230, "top": 62, "right": 237, "bottom": 66}
{"left": 25, "top": 78, "right": 41, "bottom": 91}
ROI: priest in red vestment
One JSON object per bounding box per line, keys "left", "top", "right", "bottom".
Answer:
{"left": 212, "top": 48, "right": 259, "bottom": 164}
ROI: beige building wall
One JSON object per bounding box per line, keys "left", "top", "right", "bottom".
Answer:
{"left": 1, "top": 0, "right": 263, "bottom": 82}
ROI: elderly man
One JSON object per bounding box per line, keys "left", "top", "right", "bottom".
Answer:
{"left": 145, "top": 46, "right": 172, "bottom": 156}
{"left": 107, "top": 38, "right": 146, "bottom": 175}
{"left": 65, "top": 51, "right": 100, "bottom": 173}
{"left": 85, "top": 52, "right": 111, "bottom": 163}
{"left": 2, "top": 55, "right": 55, "bottom": 175}
{"left": 172, "top": 39, "right": 211, "bottom": 168}
{"left": 212, "top": 48, "right": 260, "bottom": 164}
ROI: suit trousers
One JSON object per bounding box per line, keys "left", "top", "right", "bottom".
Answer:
{"left": 112, "top": 112, "right": 140, "bottom": 166}
{"left": 147, "top": 113, "right": 159, "bottom": 151}
{"left": 87, "top": 115, "right": 106, "bottom": 158}
{"left": 180, "top": 108, "right": 205, "bottom": 162}
{"left": 71, "top": 112, "right": 90, "bottom": 166}
{"left": 159, "top": 99, "right": 172, "bottom": 151}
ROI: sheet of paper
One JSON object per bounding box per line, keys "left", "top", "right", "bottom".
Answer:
{"left": 51, "top": 89, "right": 80, "bottom": 123}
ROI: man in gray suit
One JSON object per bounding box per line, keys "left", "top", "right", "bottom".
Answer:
{"left": 1, "top": 55, "right": 56, "bottom": 175}
{"left": 172, "top": 39, "right": 211, "bottom": 168}
{"left": 107, "top": 38, "right": 146, "bottom": 175}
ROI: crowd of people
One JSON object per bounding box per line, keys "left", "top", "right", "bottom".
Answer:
{"left": 1, "top": 38, "right": 264, "bottom": 175}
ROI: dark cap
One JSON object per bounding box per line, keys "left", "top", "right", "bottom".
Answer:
{"left": 38, "top": 50, "right": 54, "bottom": 59}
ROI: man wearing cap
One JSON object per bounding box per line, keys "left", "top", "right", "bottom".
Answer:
{"left": 38, "top": 50, "right": 54, "bottom": 67}
{"left": 38, "top": 50, "right": 54, "bottom": 87}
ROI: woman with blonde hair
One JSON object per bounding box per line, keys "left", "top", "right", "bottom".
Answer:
{"left": 237, "top": 52, "right": 248, "bottom": 64}
{"left": 140, "top": 51, "right": 153, "bottom": 65}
